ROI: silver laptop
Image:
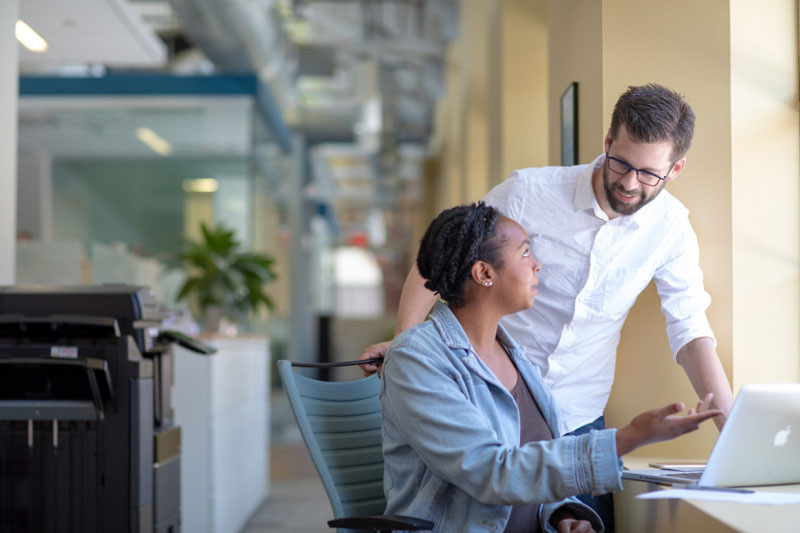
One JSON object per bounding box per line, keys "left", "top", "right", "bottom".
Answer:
{"left": 623, "top": 384, "right": 800, "bottom": 488}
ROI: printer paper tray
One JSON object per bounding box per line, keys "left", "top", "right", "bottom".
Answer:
{"left": 0, "top": 399, "right": 97, "bottom": 420}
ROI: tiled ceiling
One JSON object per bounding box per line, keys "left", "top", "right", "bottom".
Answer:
{"left": 18, "top": 0, "right": 167, "bottom": 69}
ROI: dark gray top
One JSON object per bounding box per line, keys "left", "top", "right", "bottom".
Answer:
{"left": 504, "top": 370, "right": 554, "bottom": 533}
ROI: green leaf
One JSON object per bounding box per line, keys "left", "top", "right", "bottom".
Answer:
{"left": 167, "top": 222, "right": 278, "bottom": 325}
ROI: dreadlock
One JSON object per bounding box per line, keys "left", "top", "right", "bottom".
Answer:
{"left": 416, "top": 202, "right": 502, "bottom": 308}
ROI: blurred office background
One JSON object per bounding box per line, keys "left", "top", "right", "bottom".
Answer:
{"left": 2, "top": 0, "right": 800, "bottom": 531}
{"left": 12, "top": 0, "right": 457, "bottom": 370}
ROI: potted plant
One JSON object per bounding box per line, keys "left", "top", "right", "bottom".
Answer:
{"left": 171, "top": 223, "right": 277, "bottom": 333}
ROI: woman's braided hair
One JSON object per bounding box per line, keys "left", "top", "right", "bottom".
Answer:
{"left": 416, "top": 202, "right": 503, "bottom": 308}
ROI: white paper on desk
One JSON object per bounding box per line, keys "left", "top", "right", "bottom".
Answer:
{"left": 637, "top": 489, "right": 800, "bottom": 505}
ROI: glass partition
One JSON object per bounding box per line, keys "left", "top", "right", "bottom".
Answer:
{"left": 17, "top": 84, "right": 293, "bottom": 337}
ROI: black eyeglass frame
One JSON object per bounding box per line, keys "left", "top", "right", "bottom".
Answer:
{"left": 604, "top": 153, "right": 674, "bottom": 187}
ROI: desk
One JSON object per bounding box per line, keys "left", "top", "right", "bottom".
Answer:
{"left": 616, "top": 456, "right": 800, "bottom": 533}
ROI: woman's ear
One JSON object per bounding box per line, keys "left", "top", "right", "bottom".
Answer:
{"left": 470, "top": 261, "right": 493, "bottom": 287}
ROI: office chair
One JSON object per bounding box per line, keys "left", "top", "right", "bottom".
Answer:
{"left": 278, "top": 359, "right": 434, "bottom": 532}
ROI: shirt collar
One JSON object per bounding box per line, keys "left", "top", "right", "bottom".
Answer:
{"left": 572, "top": 155, "right": 602, "bottom": 213}
{"left": 573, "top": 154, "right": 646, "bottom": 229}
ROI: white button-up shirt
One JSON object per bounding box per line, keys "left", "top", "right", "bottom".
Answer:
{"left": 483, "top": 155, "right": 715, "bottom": 434}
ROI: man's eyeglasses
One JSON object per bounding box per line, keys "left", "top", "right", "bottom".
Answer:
{"left": 605, "top": 154, "right": 673, "bottom": 187}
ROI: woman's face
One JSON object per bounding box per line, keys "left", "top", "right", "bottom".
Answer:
{"left": 490, "top": 217, "right": 541, "bottom": 313}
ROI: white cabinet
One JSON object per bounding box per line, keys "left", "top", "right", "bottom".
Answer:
{"left": 174, "top": 336, "right": 270, "bottom": 533}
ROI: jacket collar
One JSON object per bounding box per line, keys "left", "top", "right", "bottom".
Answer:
{"left": 429, "top": 301, "right": 559, "bottom": 433}
{"left": 429, "top": 301, "right": 527, "bottom": 361}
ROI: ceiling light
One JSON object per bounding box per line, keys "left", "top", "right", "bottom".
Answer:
{"left": 182, "top": 178, "right": 219, "bottom": 193}
{"left": 135, "top": 127, "right": 172, "bottom": 156}
{"left": 16, "top": 20, "right": 48, "bottom": 53}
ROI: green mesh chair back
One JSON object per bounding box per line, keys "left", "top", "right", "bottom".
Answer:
{"left": 278, "top": 360, "right": 387, "bottom": 528}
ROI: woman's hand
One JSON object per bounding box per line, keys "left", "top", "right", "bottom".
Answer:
{"left": 556, "top": 517, "right": 596, "bottom": 532}
{"left": 616, "top": 394, "right": 723, "bottom": 456}
{"left": 549, "top": 505, "right": 599, "bottom": 532}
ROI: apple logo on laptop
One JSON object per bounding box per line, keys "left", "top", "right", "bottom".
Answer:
{"left": 774, "top": 425, "right": 792, "bottom": 447}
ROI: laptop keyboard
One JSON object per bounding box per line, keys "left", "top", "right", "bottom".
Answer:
{"left": 667, "top": 471, "right": 703, "bottom": 480}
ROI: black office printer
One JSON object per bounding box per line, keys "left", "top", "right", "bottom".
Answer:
{"left": 0, "top": 285, "right": 213, "bottom": 533}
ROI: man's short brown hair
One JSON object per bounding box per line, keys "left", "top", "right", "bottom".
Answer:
{"left": 610, "top": 84, "right": 695, "bottom": 161}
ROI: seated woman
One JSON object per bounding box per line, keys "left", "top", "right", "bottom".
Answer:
{"left": 380, "top": 203, "right": 720, "bottom": 533}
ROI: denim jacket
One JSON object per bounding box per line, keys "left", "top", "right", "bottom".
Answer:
{"left": 380, "top": 302, "right": 623, "bottom": 532}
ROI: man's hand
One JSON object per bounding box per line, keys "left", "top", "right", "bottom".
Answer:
{"left": 357, "top": 265, "right": 435, "bottom": 377}
{"left": 358, "top": 341, "right": 390, "bottom": 376}
{"left": 556, "top": 517, "right": 596, "bottom": 533}
{"left": 616, "top": 397, "right": 723, "bottom": 456}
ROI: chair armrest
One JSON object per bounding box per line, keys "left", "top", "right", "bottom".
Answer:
{"left": 290, "top": 357, "right": 383, "bottom": 368}
{"left": 328, "top": 514, "right": 434, "bottom": 530}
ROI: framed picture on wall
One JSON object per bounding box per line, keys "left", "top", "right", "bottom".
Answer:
{"left": 560, "top": 82, "right": 578, "bottom": 166}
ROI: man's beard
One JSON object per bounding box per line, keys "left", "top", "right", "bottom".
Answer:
{"left": 602, "top": 166, "right": 663, "bottom": 216}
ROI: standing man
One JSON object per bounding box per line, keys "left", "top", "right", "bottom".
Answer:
{"left": 361, "top": 84, "right": 733, "bottom": 531}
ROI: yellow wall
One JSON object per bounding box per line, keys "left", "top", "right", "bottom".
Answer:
{"left": 730, "top": 0, "right": 800, "bottom": 387}
{"left": 548, "top": 0, "right": 603, "bottom": 165}
{"left": 432, "top": 0, "right": 498, "bottom": 211}
{"left": 501, "top": 0, "right": 549, "bottom": 177}
{"left": 434, "top": 39, "right": 465, "bottom": 213}
{"left": 462, "top": 0, "right": 492, "bottom": 203}
{"left": 429, "top": 0, "right": 549, "bottom": 219}
{"left": 601, "top": 0, "right": 735, "bottom": 458}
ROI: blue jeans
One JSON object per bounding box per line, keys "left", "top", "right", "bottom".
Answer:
{"left": 567, "top": 416, "right": 615, "bottom": 532}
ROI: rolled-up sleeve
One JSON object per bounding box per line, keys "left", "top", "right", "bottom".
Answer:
{"left": 654, "top": 218, "right": 715, "bottom": 359}
{"left": 482, "top": 170, "right": 526, "bottom": 221}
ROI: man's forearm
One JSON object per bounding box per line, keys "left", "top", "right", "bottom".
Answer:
{"left": 676, "top": 337, "right": 733, "bottom": 429}
{"left": 395, "top": 264, "right": 437, "bottom": 335}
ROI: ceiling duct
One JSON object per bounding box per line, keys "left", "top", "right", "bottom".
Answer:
{"left": 167, "top": 0, "right": 295, "bottom": 109}
{"left": 289, "top": 1, "right": 458, "bottom": 144}
{"left": 167, "top": 0, "right": 459, "bottom": 144}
